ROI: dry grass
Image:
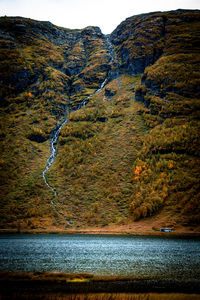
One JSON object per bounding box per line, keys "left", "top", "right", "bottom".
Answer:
{"left": 3, "top": 293, "right": 200, "bottom": 300}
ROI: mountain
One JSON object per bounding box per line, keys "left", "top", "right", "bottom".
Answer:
{"left": 0, "top": 9, "right": 199, "bottom": 232}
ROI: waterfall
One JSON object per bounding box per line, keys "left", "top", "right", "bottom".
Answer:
{"left": 42, "top": 114, "right": 68, "bottom": 197}
{"left": 105, "top": 35, "right": 120, "bottom": 80}
{"left": 42, "top": 36, "right": 118, "bottom": 224}
{"left": 76, "top": 78, "right": 107, "bottom": 109}
{"left": 42, "top": 78, "right": 108, "bottom": 224}
{"left": 106, "top": 36, "right": 115, "bottom": 64}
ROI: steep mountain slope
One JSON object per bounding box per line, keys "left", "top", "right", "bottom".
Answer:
{"left": 118, "top": 10, "right": 200, "bottom": 226}
{"left": 0, "top": 17, "right": 113, "bottom": 229}
{"left": 0, "top": 10, "right": 199, "bottom": 231}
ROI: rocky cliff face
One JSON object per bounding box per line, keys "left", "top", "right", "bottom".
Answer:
{"left": 0, "top": 10, "right": 200, "bottom": 231}
{"left": 110, "top": 12, "right": 165, "bottom": 75}
{"left": 0, "top": 17, "right": 113, "bottom": 112}
{"left": 111, "top": 9, "right": 200, "bottom": 78}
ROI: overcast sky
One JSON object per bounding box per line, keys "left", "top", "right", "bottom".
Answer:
{"left": 0, "top": 0, "right": 200, "bottom": 33}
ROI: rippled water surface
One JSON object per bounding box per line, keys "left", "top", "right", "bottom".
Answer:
{"left": 0, "top": 234, "right": 200, "bottom": 280}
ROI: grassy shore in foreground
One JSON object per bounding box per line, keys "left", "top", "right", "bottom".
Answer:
{"left": 0, "top": 271, "right": 200, "bottom": 297}
{"left": 0, "top": 292, "right": 199, "bottom": 300}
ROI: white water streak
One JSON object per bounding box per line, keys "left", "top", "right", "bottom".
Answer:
{"left": 42, "top": 79, "right": 107, "bottom": 207}
{"left": 42, "top": 115, "right": 68, "bottom": 200}
{"left": 42, "top": 36, "right": 115, "bottom": 217}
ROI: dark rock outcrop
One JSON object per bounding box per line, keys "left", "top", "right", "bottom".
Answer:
{"left": 134, "top": 9, "right": 200, "bottom": 106}
{"left": 27, "top": 134, "right": 47, "bottom": 143}
{"left": 105, "top": 88, "right": 117, "bottom": 98}
{"left": 110, "top": 12, "right": 165, "bottom": 75}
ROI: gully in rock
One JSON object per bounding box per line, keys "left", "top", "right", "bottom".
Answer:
{"left": 105, "top": 35, "right": 120, "bottom": 80}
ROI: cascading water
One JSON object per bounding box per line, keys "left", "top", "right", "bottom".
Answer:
{"left": 42, "top": 113, "right": 69, "bottom": 200}
{"left": 42, "top": 79, "right": 108, "bottom": 223}
{"left": 76, "top": 78, "right": 107, "bottom": 109}
{"left": 105, "top": 35, "right": 120, "bottom": 79}
{"left": 42, "top": 36, "right": 117, "bottom": 224}
{"left": 105, "top": 36, "right": 115, "bottom": 64}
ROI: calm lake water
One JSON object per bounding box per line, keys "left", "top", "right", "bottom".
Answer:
{"left": 0, "top": 234, "right": 200, "bottom": 281}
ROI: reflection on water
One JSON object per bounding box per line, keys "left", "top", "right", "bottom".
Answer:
{"left": 0, "top": 234, "right": 200, "bottom": 280}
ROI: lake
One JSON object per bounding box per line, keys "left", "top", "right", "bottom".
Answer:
{"left": 0, "top": 234, "right": 200, "bottom": 281}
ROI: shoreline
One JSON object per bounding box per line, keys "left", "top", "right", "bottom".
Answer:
{"left": 0, "top": 228, "right": 200, "bottom": 237}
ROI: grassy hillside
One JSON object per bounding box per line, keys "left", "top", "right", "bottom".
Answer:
{"left": 46, "top": 75, "right": 145, "bottom": 227}
{"left": 0, "top": 10, "right": 200, "bottom": 231}
{"left": 130, "top": 10, "right": 200, "bottom": 226}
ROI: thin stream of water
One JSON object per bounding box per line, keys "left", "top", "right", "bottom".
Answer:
{"left": 42, "top": 79, "right": 107, "bottom": 206}
{"left": 42, "top": 37, "right": 116, "bottom": 221}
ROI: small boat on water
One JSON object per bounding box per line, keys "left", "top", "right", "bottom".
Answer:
{"left": 160, "top": 228, "right": 173, "bottom": 232}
